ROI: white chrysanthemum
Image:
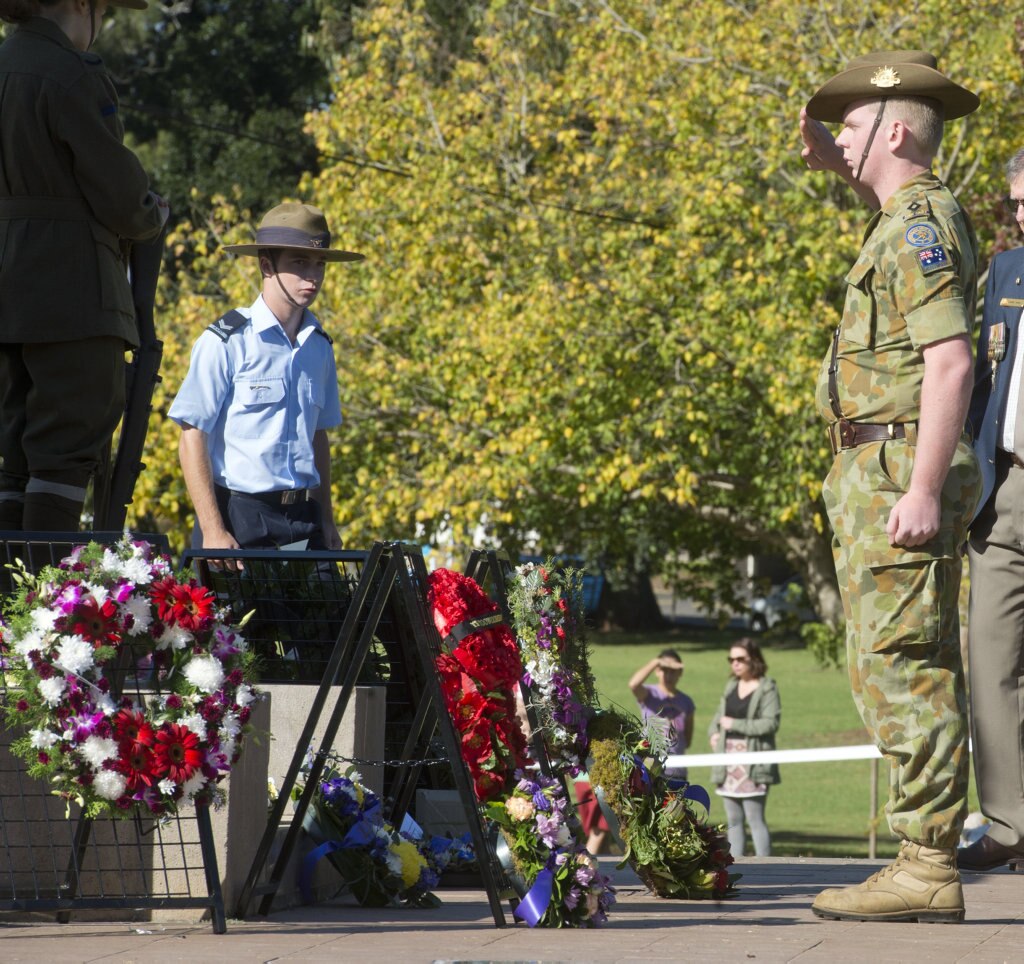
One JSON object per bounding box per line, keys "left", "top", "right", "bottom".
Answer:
{"left": 93, "top": 770, "right": 127, "bottom": 801}
{"left": 235, "top": 685, "right": 255, "bottom": 708}
{"left": 96, "top": 693, "right": 117, "bottom": 717}
{"left": 38, "top": 676, "right": 67, "bottom": 706}
{"left": 80, "top": 735, "right": 118, "bottom": 768}
{"left": 158, "top": 778, "right": 176, "bottom": 796}
{"left": 385, "top": 849, "right": 403, "bottom": 877}
{"left": 123, "top": 595, "right": 153, "bottom": 635}
{"left": 29, "top": 728, "right": 59, "bottom": 749}
{"left": 30, "top": 608, "right": 59, "bottom": 632}
{"left": 218, "top": 735, "right": 236, "bottom": 760}
{"left": 183, "top": 655, "right": 224, "bottom": 694}
{"left": 83, "top": 582, "right": 109, "bottom": 606}
{"left": 180, "top": 770, "right": 207, "bottom": 800}
{"left": 168, "top": 625, "right": 193, "bottom": 651}
{"left": 219, "top": 712, "right": 241, "bottom": 739}
{"left": 181, "top": 713, "right": 207, "bottom": 739}
{"left": 55, "top": 635, "right": 94, "bottom": 676}
{"left": 14, "top": 628, "right": 47, "bottom": 658}
{"left": 101, "top": 547, "right": 123, "bottom": 575}
{"left": 119, "top": 553, "right": 155, "bottom": 586}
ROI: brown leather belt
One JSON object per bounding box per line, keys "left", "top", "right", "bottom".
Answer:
{"left": 828, "top": 419, "right": 910, "bottom": 455}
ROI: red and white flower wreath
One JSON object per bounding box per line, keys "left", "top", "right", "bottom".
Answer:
{"left": 0, "top": 537, "right": 259, "bottom": 819}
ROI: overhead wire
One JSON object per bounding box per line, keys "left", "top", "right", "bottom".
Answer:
{"left": 120, "top": 100, "right": 672, "bottom": 231}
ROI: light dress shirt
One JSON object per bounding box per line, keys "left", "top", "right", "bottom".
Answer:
{"left": 168, "top": 295, "right": 342, "bottom": 493}
{"left": 1001, "top": 308, "right": 1024, "bottom": 454}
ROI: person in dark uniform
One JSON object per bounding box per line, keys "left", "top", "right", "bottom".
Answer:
{"left": 958, "top": 147, "right": 1024, "bottom": 873}
{"left": 168, "top": 202, "right": 362, "bottom": 555}
{"left": 0, "top": 0, "right": 167, "bottom": 531}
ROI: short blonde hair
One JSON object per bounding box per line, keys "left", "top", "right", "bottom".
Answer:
{"left": 886, "top": 96, "right": 944, "bottom": 157}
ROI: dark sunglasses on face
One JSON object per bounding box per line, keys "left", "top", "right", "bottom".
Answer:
{"left": 1003, "top": 197, "right": 1024, "bottom": 215}
{"left": 728, "top": 655, "right": 749, "bottom": 664}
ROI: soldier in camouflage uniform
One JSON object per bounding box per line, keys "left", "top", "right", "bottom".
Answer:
{"left": 798, "top": 51, "right": 982, "bottom": 922}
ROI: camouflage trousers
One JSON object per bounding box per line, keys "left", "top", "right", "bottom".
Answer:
{"left": 822, "top": 435, "right": 980, "bottom": 849}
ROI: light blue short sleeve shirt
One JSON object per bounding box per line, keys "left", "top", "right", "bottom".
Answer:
{"left": 168, "top": 295, "right": 342, "bottom": 493}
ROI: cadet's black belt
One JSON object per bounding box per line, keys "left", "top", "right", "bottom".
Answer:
{"left": 997, "top": 448, "right": 1024, "bottom": 470}
{"left": 828, "top": 419, "right": 911, "bottom": 455}
{"left": 226, "top": 487, "right": 314, "bottom": 506}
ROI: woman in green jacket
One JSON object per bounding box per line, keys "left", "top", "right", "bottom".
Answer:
{"left": 708, "top": 637, "right": 781, "bottom": 856}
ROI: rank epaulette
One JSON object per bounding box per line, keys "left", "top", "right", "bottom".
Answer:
{"left": 206, "top": 309, "right": 247, "bottom": 342}
{"left": 313, "top": 327, "right": 333, "bottom": 345}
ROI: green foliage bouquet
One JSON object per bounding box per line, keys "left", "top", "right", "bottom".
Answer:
{"left": 587, "top": 712, "right": 738, "bottom": 900}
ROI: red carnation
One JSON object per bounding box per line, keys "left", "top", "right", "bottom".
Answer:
{"left": 72, "top": 596, "right": 121, "bottom": 647}
{"left": 120, "top": 743, "right": 158, "bottom": 791}
{"left": 149, "top": 576, "right": 179, "bottom": 625}
{"left": 168, "top": 583, "right": 215, "bottom": 632}
{"left": 113, "top": 709, "right": 155, "bottom": 749}
{"left": 152, "top": 723, "right": 203, "bottom": 784}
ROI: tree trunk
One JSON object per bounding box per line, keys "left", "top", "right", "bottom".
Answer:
{"left": 595, "top": 569, "right": 666, "bottom": 632}
{"left": 784, "top": 526, "right": 843, "bottom": 628}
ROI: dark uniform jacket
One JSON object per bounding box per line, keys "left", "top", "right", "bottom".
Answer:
{"left": 967, "top": 245, "right": 1024, "bottom": 520}
{"left": 0, "top": 17, "right": 163, "bottom": 345}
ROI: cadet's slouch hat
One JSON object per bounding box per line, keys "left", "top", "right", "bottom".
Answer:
{"left": 223, "top": 203, "right": 365, "bottom": 263}
{"left": 806, "top": 50, "right": 979, "bottom": 123}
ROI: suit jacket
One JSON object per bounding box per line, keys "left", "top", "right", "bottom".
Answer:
{"left": 968, "top": 246, "right": 1024, "bottom": 521}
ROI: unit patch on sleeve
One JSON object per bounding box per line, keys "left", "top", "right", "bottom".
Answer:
{"left": 917, "top": 245, "right": 950, "bottom": 273}
{"left": 905, "top": 223, "right": 938, "bottom": 247}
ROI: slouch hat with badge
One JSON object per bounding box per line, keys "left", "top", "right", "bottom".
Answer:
{"left": 223, "top": 202, "right": 364, "bottom": 263}
{"left": 806, "top": 50, "right": 979, "bottom": 122}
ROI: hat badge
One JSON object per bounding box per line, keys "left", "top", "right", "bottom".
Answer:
{"left": 870, "top": 66, "right": 901, "bottom": 89}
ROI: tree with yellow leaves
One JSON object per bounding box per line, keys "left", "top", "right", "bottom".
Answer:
{"left": 131, "top": 0, "right": 1021, "bottom": 630}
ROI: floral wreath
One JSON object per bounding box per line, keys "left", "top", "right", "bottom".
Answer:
{"left": 426, "top": 568, "right": 529, "bottom": 803}
{"left": 506, "top": 561, "right": 594, "bottom": 775}
{"left": 586, "top": 711, "right": 739, "bottom": 900}
{"left": 486, "top": 770, "right": 616, "bottom": 927}
{"left": 0, "top": 537, "right": 259, "bottom": 819}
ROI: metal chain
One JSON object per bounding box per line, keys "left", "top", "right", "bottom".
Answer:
{"left": 323, "top": 752, "right": 451, "bottom": 768}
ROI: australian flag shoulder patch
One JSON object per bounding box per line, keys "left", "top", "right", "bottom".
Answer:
{"left": 917, "top": 245, "right": 950, "bottom": 274}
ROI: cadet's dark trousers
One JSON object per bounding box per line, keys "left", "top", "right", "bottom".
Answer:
{"left": 0, "top": 337, "right": 125, "bottom": 530}
{"left": 191, "top": 486, "right": 327, "bottom": 550}
{"left": 967, "top": 450, "right": 1024, "bottom": 851}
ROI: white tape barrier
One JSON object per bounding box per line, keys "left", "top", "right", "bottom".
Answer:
{"left": 665, "top": 744, "right": 882, "bottom": 769}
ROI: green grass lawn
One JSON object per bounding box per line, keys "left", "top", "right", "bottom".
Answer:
{"left": 587, "top": 623, "right": 979, "bottom": 859}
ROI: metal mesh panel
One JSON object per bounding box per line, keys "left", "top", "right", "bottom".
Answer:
{"left": 0, "top": 532, "right": 224, "bottom": 927}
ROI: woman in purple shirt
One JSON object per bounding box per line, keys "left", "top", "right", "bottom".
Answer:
{"left": 629, "top": 649, "right": 695, "bottom": 784}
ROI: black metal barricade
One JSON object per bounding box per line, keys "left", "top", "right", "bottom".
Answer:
{"left": 230, "top": 542, "right": 511, "bottom": 926}
{"left": 0, "top": 531, "right": 226, "bottom": 932}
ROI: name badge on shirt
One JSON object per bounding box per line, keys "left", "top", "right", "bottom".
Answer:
{"left": 998, "top": 297, "right": 1024, "bottom": 308}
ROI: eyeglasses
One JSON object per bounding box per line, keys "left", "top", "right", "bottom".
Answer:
{"left": 1003, "top": 197, "right": 1024, "bottom": 215}
{"left": 728, "top": 655, "right": 750, "bottom": 664}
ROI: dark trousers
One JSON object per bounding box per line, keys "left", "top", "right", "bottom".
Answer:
{"left": 191, "top": 486, "right": 326, "bottom": 550}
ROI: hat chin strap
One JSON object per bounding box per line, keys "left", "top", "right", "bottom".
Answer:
{"left": 854, "top": 99, "right": 887, "bottom": 182}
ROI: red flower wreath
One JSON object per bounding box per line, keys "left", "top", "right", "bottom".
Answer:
{"left": 427, "top": 569, "right": 530, "bottom": 802}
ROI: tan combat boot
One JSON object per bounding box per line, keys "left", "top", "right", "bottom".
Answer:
{"left": 812, "top": 840, "right": 964, "bottom": 923}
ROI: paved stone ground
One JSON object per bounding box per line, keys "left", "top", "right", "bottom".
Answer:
{"left": 0, "top": 857, "right": 1019, "bottom": 963}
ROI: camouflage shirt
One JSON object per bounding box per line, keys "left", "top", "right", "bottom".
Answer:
{"left": 816, "top": 171, "right": 978, "bottom": 425}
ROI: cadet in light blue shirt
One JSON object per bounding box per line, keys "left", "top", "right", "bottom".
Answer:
{"left": 169, "top": 202, "right": 363, "bottom": 553}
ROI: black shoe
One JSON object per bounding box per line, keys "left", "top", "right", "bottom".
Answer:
{"left": 957, "top": 834, "right": 1024, "bottom": 872}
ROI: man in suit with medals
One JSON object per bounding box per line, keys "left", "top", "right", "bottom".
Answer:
{"left": 959, "top": 149, "right": 1024, "bottom": 873}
